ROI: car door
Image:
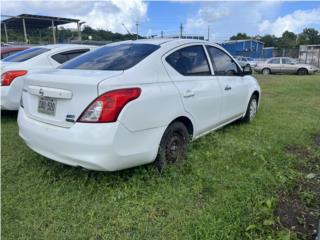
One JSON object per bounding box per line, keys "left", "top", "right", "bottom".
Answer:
{"left": 163, "top": 44, "right": 223, "bottom": 135}
{"left": 281, "top": 58, "right": 297, "bottom": 74}
{"left": 267, "top": 58, "right": 281, "bottom": 73}
{"left": 205, "top": 45, "right": 249, "bottom": 122}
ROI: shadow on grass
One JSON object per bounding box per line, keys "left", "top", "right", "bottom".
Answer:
{"left": 1, "top": 110, "right": 18, "bottom": 120}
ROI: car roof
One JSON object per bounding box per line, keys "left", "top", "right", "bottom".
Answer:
{"left": 32, "top": 44, "right": 97, "bottom": 51}
{"left": 114, "top": 38, "right": 224, "bottom": 52}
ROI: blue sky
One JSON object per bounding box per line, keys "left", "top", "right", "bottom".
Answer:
{"left": 2, "top": 1, "right": 320, "bottom": 42}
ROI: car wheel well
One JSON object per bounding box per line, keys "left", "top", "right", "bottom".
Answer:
{"left": 262, "top": 67, "right": 271, "bottom": 73}
{"left": 297, "top": 68, "right": 308, "bottom": 74}
{"left": 252, "top": 91, "right": 259, "bottom": 103}
{"left": 170, "top": 116, "right": 194, "bottom": 138}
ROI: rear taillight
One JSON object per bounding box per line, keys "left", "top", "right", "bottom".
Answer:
{"left": 78, "top": 88, "right": 141, "bottom": 123}
{"left": 1, "top": 70, "right": 28, "bottom": 86}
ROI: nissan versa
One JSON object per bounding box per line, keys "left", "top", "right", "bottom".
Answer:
{"left": 18, "top": 39, "right": 260, "bottom": 171}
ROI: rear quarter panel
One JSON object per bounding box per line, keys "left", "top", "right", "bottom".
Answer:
{"left": 98, "top": 52, "right": 190, "bottom": 132}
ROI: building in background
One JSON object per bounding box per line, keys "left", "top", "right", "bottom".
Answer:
{"left": 299, "top": 44, "right": 320, "bottom": 68}
{"left": 221, "top": 39, "right": 264, "bottom": 58}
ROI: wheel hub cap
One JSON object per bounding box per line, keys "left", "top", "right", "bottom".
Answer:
{"left": 249, "top": 99, "right": 257, "bottom": 120}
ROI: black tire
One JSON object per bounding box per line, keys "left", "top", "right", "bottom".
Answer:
{"left": 242, "top": 95, "right": 258, "bottom": 123}
{"left": 297, "top": 68, "right": 308, "bottom": 75}
{"left": 154, "top": 121, "right": 190, "bottom": 171}
{"left": 262, "top": 68, "right": 271, "bottom": 75}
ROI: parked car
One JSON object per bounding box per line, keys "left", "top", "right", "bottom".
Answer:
{"left": 235, "top": 56, "right": 257, "bottom": 68}
{"left": 254, "top": 57, "right": 319, "bottom": 75}
{"left": 1, "top": 46, "right": 29, "bottom": 59}
{"left": 18, "top": 39, "right": 260, "bottom": 171}
{"left": 1, "top": 44, "right": 97, "bottom": 110}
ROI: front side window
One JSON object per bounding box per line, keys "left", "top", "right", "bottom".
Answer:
{"left": 2, "top": 47, "right": 49, "bottom": 62}
{"left": 166, "top": 45, "right": 210, "bottom": 76}
{"left": 268, "top": 58, "right": 280, "bottom": 64}
{"left": 206, "top": 46, "right": 240, "bottom": 76}
{"left": 61, "top": 44, "right": 159, "bottom": 71}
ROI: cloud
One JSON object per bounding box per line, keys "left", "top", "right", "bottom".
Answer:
{"left": 1, "top": 0, "right": 148, "bottom": 33}
{"left": 259, "top": 8, "right": 320, "bottom": 37}
{"left": 184, "top": 1, "right": 281, "bottom": 42}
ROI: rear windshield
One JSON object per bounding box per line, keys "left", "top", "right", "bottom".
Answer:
{"left": 2, "top": 47, "right": 49, "bottom": 62}
{"left": 61, "top": 43, "right": 160, "bottom": 71}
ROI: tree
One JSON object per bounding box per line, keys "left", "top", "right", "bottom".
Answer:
{"left": 278, "top": 31, "right": 298, "bottom": 49}
{"left": 230, "top": 33, "right": 250, "bottom": 40}
{"left": 260, "top": 34, "right": 276, "bottom": 47}
{"left": 297, "top": 28, "right": 320, "bottom": 45}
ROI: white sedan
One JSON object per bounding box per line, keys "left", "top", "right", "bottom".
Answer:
{"left": 1, "top": 44, "right": 97, "bottom": 110}
{"left": 18, "top": 39, "right": 260, "bottom": 171}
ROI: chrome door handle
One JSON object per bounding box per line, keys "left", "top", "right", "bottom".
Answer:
{"left": 224, "top": 85, "right": 232, "bottom": 91}
{"left": 183, "top": 89, "right": 195, "bottom": 98}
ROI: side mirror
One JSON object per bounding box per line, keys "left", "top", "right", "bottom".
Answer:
{"left": 243, "top": 65, "right": 252, "bottom": 75}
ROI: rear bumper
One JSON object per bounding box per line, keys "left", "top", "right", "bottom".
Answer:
{"left": 18, "top": 108, "right": 165, "bottom": 171}
{"left": 1, "top": 86, "right": 19, "bottom": 110}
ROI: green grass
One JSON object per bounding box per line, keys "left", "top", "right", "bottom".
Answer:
{"left": 2, "top": 74, "right": 320, "bottom": 239}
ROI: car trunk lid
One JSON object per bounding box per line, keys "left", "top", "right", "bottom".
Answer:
{"left": 22, "top": 69, "right": 123, "bottom": 127}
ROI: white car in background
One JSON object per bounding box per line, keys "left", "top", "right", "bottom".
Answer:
{"left": 18, "top": 39, "right": 260, "bottom": 171}
{"left": 1, "top": 44, "right": 97, "bottom": 110}
{"left": 235, "top": 56, "right": 257, "bottom": 68}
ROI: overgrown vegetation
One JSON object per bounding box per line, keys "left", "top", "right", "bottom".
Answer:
{"left": 1, "top": 75, "right": 320, "bottom": 239}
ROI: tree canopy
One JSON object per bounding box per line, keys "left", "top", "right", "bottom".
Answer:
{"left": 229, "top": 28, "right": 320, "bottom": 49}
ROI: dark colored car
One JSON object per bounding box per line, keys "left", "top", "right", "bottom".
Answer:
{"left": 1, "top": 47, "right": 29, "bottom": 59}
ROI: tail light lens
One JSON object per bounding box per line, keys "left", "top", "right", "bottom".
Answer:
{"left": 78, "top": 88, "right": 141, "bottom": 123}
{"left": 1, "top": 70, "right": 28, "bottom": 86}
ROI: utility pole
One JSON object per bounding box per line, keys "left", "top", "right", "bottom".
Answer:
{"left": 161, "top": 30, "right": 163, "bottom": 38}
{"left": 136, "top": 22, "right": 139, "bottom": 39}
{"left": 207, "top": 26, "right": 210, "bottom": 41}
{"left": 180, "top": 23, "right": 183, "bottom": 38}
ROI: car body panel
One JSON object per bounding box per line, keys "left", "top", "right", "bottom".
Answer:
{"left": 18, "top": 39, "right": 261, "bottom": 171}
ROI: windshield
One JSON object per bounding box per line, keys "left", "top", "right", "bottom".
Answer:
{"left": 2, "top": 47, "right": 49, "bottom": 62}
{"left": 61, "top": 43, "right": 160, "bottom": 71}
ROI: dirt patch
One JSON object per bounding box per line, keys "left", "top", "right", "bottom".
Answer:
{"left": 275, "top": 192, "right": 318, "bottom": 239}
{"left": 314, "top": 134, "right": 320, "bottom": 147}
{"left": 277, "top": 144, "right": 320, "bottom": 239}
{"left": 284, "top": 145, "right": 313, "bottom": 160}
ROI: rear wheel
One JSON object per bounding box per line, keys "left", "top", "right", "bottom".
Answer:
{"left": 155, "top": 122, "right": 189, "bottom": 171}
{"left": 242, "top": 95, "right": 258, "bottom": 123}
{"left": 262, "top": 68, "right": 271, "bottom": 75}
{"left": 297, "top": 68, "right": 308, "bottom": 75}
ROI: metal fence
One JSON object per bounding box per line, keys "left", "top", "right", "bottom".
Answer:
{"left": 299, "top": 48, "right": 320, "bottom": 68}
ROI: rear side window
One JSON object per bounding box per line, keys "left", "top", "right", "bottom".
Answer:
{"left": 61, "top": 44, "right": 159, "bottom": 71}
{"left": 166, "top": 45, "right": 210, "bottom": 76}
{"left": 3, "top": 47, "right": 49, "bottom": 62}
{"left": 51, "top": 49, "right": 90, "bottom": 64}
{"left": 268, "top": 58, "right": 280, "bottom": 64}
{"left": 206, "top": 46, "right": 240, "bottom": 76}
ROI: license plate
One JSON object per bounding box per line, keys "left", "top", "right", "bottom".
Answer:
{"left": 38, "top": 97, "right": 57, "bottom": 116}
